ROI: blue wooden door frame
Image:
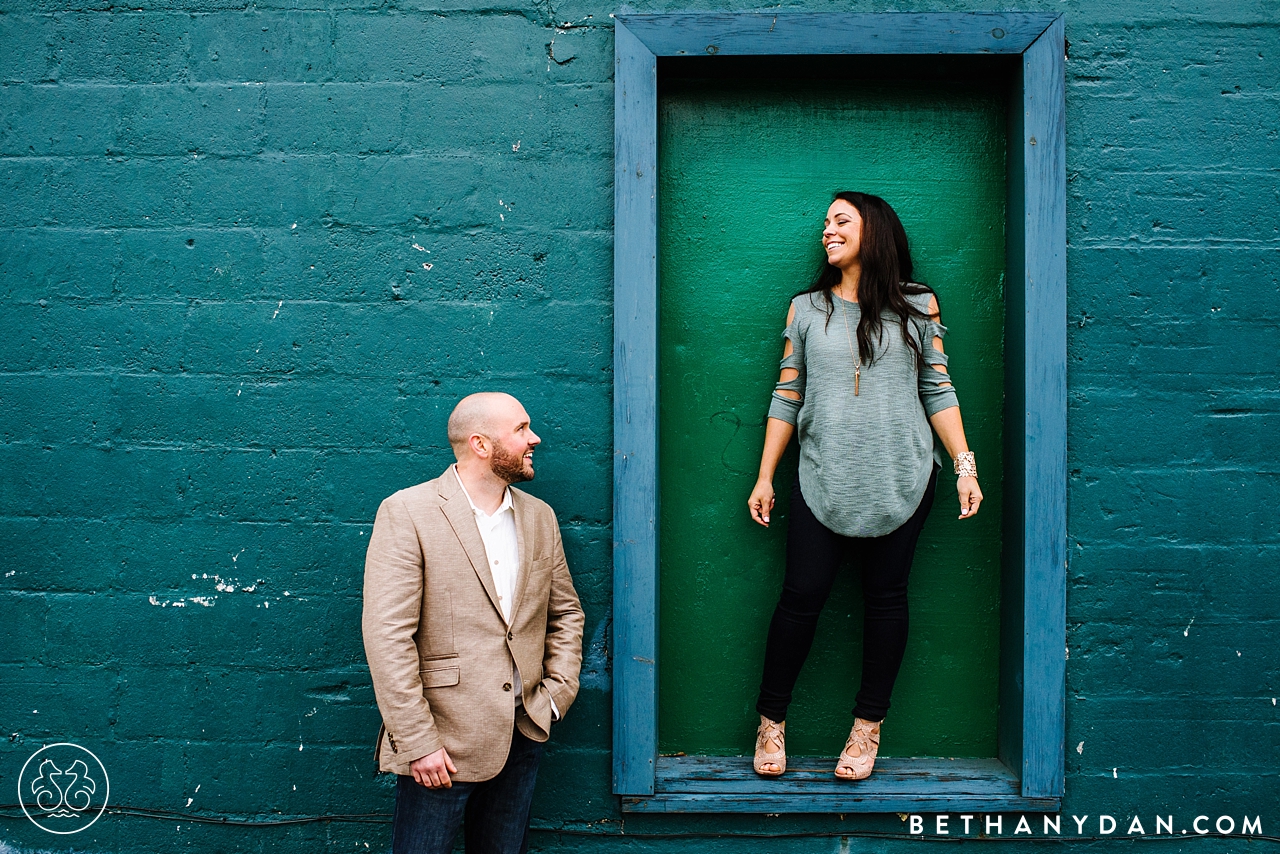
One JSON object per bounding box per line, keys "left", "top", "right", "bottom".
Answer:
{"left": 612, "top": 11, "right": 1066, "bottom": 813}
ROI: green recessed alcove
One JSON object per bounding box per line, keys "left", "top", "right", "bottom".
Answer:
{"left": 656, "top": 56, "right": 1008, "bottom": 761}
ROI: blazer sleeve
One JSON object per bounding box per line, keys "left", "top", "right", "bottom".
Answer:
{"left": 540, "top": 514, "right": 585, "bottom": 718}
{"left": 362, "top": 495, "right": 444, "bottom": 763}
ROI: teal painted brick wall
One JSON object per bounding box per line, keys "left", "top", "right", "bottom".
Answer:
{"left": 1, "top": 0, "right": 1277, "bottom": 851}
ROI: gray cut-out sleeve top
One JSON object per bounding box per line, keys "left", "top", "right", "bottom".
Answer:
{"left": 765, "top": 290, "right": 960, "bottom": 537}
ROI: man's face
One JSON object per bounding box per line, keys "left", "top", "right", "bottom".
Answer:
{"left": 486, "top": 404, "right": 540, "bottom": 484}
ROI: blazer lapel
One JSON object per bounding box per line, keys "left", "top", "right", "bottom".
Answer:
{"left": 438, "top": 468, "right": 504, "bottom": 618}
{"left": 509, "top": 490, "right": 535, "bottom": 619}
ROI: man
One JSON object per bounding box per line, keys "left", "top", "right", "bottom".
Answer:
{"left": 362, "top": 392, "right": 584, "bottom": 853}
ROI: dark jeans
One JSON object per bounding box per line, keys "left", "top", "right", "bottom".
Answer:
{"left": 756, "top": 467, "right": 939, "bottom": 724}
{"left": 390, "top": 726, "right": 543, "bottom": 854}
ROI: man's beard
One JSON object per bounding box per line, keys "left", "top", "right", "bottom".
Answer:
{"left": 490, "top": 443, "right": 533, "bottom": 484}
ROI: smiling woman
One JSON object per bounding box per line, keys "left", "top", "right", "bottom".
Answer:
{"left": 745, "top": 190, "right": 984, "bottom": 782}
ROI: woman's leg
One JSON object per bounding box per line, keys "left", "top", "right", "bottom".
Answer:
{"left": 756, "top": 477, "right": 847, "bottom": 723}
{"left": 850, "top": 467, "right": 939, "bottom": 722}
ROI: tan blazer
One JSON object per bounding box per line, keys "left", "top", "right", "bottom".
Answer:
{"left": 361, "top": 467, "right": 584, "bottom": 781}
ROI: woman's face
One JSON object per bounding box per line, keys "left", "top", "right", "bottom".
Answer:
{"left": 822, "top": 200, "right": 862, "bottom": 269}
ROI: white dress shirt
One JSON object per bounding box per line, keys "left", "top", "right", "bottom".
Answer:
{"left": 452, "top": 466, "right": 558, "bottom": 719}
{"left": 454, "top": 467, "right": 520, "bottom": 624}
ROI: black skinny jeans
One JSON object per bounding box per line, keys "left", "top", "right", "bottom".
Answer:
{"left": 756, "top": 466, "right": 939, "bottom": 724}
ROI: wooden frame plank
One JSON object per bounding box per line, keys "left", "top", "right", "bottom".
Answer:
{"left": 620, "top": 12, "right": 1056, "bottom": 56}
{"left": 626, "top": 757, "right": 1056, "bottom": 813}
{"left": 612, "top": 10, "right": 1067, "bottom": 811}
{"left": 1018, "top": 15, "right": 1068, "bottom": 799}
{"left": 997, "top": 43, "right": 1030, "bottom": 796}
{"left": 625, "top": 795, "right": 1061, "bottom": 814}
{"left": 658, "top": 756, "right": 1020, "bottom": 794}
{"left": 612, "top": 18, "right": 661, "bottom": 798}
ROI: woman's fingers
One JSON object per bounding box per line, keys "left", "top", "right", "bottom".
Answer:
{"left": 958, "top": 477, "right": 982, "bottom": 519}
{"left": 747, "top": 484, "right": 774, "bottom": 527}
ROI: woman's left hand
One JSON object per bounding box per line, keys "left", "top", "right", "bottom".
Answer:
{"left": 957, "top": 476, "right": 982, "bottom": 519}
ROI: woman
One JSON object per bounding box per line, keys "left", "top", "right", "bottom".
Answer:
{"left": 746, "top": 192, "right": 983, "bottom": 781}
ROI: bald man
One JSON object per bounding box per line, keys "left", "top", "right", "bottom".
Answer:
{"left": 362, "top": 393, "right": 584, "bottom": 854}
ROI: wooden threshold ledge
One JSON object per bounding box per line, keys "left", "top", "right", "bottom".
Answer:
{"left": 621, "top": 755, "right": 1061, "bottom": 814}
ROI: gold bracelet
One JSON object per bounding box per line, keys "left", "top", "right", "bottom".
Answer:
{"left": 954, "top": 451, "right": 977, "bottom": 478}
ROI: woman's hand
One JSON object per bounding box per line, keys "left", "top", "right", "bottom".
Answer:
{"left": 748, "top": 479, "right": 776, "bottom": 527}
{"left": 957, "top": 476, "right": 983, "bottom": 519}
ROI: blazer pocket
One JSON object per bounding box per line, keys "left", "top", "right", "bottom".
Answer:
{"left": 420, "top": 664, "right": 460, "bottom": 689}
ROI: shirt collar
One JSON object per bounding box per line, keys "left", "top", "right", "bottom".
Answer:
{"left": 452, "top": 464, "right": 512, "bottom": 520}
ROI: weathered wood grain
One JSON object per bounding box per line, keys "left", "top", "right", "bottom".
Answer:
{"left": 623, "top": 756, "right": 1058, "bottom": 812}
{"left": 618, "top": 12, "right": 1058, "bottom": 57}
{"left": 658, "top": 756, "right": 1020, "bottom": 794}
{"left": 612, "top": 19, "right": 661, "bottom": 798}
{"left": 1018, "top": 15, "right": 1068, "bottom": 800}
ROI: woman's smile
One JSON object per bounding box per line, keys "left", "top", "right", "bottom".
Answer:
{"left": 822, "top": 200, "right": 863, "bottom": 268}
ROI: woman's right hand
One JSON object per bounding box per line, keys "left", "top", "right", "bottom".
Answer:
{"left": 748, "top": 479, "right": 776, "bottom": 527}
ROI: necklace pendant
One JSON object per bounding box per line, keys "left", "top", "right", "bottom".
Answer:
{"left": 854, "top": 366, "right": 860, "bottom": 396}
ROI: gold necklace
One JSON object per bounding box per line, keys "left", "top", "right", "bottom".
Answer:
{"left": 837, "top": 292, "right": 861, "bottom": 396}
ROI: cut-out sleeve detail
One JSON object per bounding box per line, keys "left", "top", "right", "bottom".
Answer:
{"left": 917, "top": 317, "right": 959, "bottom": 417}
{"left": 767, "top": 313, "right": 805, "bottom": 425}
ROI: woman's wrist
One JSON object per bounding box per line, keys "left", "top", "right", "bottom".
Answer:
{"left": 953, "top": 451, "right": 976, "bottom": 478}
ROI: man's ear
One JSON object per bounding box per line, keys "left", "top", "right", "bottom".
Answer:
{"left": 468, "top": 433, "right": 489, "bottom": 458}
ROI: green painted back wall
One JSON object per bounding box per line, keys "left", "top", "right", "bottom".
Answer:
{"left": 657, "top": 69, "right": 1006, "bottom": 759}
{"left": 1, "top": 2, "right": 1277, "bottom": 851}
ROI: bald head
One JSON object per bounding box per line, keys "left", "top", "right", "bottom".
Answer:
{"left": 447, "top": 392, "right": 522, "bottom": 458}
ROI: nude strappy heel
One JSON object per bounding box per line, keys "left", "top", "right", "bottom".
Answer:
{"left": 834, "top": 717, "right": 880, "bottom": 781}
{"left": 753, "top": 716, "right": 786, "bottom": 777}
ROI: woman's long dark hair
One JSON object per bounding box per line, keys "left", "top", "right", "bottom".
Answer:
{"left": 800, "top": 191, "right": 933, "bottom": 365}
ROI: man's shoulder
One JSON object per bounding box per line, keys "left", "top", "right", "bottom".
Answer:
{"left": 381, "top": 470, "right": 454, "bottom": 511}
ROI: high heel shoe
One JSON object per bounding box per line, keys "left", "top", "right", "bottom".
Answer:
{"left": 834, "top": 717, "right": 880, "bottom": 781}
{"left": 753, "top": 716, "right": 786, "bottom": 777}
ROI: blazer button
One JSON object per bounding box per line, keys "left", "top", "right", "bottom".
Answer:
{"left": 507, "top": 631, "right": 514, "bottom": 641}
{"left": 503, "top": 682, "right": 512, "bottom": 692}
